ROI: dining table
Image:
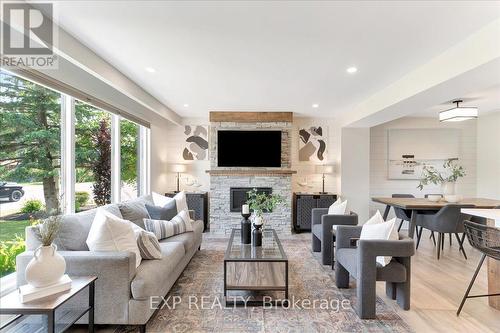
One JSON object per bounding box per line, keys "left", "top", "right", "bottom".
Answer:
{"left": 371, "top": 197, "right": 500, "bottom": 238}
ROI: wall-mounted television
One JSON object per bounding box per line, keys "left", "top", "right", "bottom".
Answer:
{"left": 217, "top": 130, "right": 281, "bottom": 167}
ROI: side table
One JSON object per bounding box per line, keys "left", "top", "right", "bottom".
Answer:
{"left": 0, "top": 276, "right": 97, "bottom": 333}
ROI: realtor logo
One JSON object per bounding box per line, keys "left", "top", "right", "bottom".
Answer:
{"left": 1, "top": 2, "right": 58, "bottom": 68}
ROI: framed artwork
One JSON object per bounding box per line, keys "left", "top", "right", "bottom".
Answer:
{"left": 387, "top": 128, "right": 459, "bottom": 179}
{"left": 183, "top": 125, "right": 208, "bottom": 160}
{"left": 299, "top": 126, "right": 327, "bottom": 162}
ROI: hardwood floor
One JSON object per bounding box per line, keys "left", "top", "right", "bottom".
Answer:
{"left": 51, "top": 230, "right": 500, "bottom": 332}
{"left": 376, "top": 230, "right": 500, "bottom": 333}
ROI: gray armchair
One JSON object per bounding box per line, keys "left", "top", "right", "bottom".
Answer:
{"left": 335, "top": 225, "right": 415, "bottom": 319}
{"left": 311, "top": 208, "right": 358, "bottom": 265}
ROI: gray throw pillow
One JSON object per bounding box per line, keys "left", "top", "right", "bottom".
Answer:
{"left": 145, "top": 201, "right": 177, "bottom": 221}
{"left": 118, "top": 198, "right": 151, "bottom": 229}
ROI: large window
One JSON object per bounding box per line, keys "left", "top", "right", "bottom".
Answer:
{"left": 74, "top": 100, "right": 112, "bottom": 211}
{"left": 0, "top": 72, "right": 62, "bottom": 276}
{"left": 0, "top": 71, "right": 150, "bottom": 278}
{"left": 120, "top": 118, "right": 139, "bottom": 200}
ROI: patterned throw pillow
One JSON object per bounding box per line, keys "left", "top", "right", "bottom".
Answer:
{"left": 136, "top": 230, "right": 162, "bottom": 260}
{"left": 144, "top": 210, "right": 193, "bottom": 240}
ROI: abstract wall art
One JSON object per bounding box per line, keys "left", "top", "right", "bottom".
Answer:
{"left": 387, "top": 128, "right": 460, "bottom": 179}
{"left": 183, "top": 125, "right": 209, "bottom": 160}
{"left": 298, "top": 126, "right": 327, "bottom": 162}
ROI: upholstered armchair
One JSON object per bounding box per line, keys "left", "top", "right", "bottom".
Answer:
{"left": 311, "top": 208, "right": 358, "bottom": 265}
{"left": 334, "top": 225, "right": 415, "bottom": 319}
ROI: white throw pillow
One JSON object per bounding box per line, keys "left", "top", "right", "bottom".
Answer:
{"left": 152, "top": 191, "right": 175, "bottom": 207}
{"left": 86, "top": 209, "right": 142, "bottom": 268}
{"left": 360, "top": 217, "right": 398, "bottom": 267}
{"left": 328, "top": 199, "right": 348, "bottom": 231}
{"left": 328, "top": 199, "right": 347, "bottom": 215}
{"left": 173, "top": 191, "right": 189, "bottom": 217}
{"left": 151, "top": 191, "right": 190, "bottom": 220}
{"left": 327, "top": 198, "right": 341, "bottom": 214}
{"left": 364, "top": 210, "right": 384, "bottom": 226}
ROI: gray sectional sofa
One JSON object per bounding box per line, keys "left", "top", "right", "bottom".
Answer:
{"left": 16, "top": 195, "right": 203, "bottom": 332}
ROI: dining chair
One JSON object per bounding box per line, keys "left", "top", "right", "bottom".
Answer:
{"left": 457, "top": 221, "right": 500, "bottom": 315}
{"left": 392, "top": 194, "right": 414, "bottom": 232}
{"left": 415, "top": 204, "right": 474, "bottom": 259}
{"left": 422, "top": 194, "right": 444, "bottom": 245}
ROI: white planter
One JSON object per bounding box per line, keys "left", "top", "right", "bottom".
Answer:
{"left": 25, "top": 244, "right": 66, "bottom": 288}
{"left": 441, "top": 182, "right": 456, "bottom": 196}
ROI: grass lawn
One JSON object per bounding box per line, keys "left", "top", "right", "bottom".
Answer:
{"left": 0, "top": 220, "right": 30, "bottom": 241}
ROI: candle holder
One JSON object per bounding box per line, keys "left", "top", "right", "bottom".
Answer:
{"left": 241, "top": 212, "right": 251, "bottom": 244}
{"left": 252, "top": 223, "right": 263, "bottom": 247}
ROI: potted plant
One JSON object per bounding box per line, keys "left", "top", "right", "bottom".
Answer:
{"left": 417, "top": 159, "right": 466, "bottom": 198}
{"left": 246, "top": 189, "right": 285, "bottom": 225}
{"left": 246, "top": 189, "right": 285, "bottom": 246}
{"left": 25, "top": 216, "right": 66, "bottom": 288}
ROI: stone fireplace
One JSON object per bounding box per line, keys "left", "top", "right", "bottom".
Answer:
{"left": 207, "top": 112, "right": 295, "bottom": 236}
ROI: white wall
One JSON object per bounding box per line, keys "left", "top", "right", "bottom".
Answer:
{"left": 370, "top": 117, "right": 477, "bottom": 219}
{"left": 477, "top": 111, "right": 500, "bottom": 199}
{"left": 163, "top": 118, "right": 211, "bottom": 193}
{"left": 340, "top": 128, "right": 371, "bottom": 223}
{"left": 150, "top": 117, "right": 174, "bottom": 193}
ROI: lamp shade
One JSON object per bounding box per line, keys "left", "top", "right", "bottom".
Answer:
{"left": 315, "top": 164, "right": 334, "bottom": 174}
{"left": 439, "top": 100, "right": 478, "bottom": 122}
{"left": 170, "top": 164, "right": 187, "bottom": 173}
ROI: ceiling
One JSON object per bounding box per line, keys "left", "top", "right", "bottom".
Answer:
{"left": 414, "top": 85, "right": 500, "bottom": 117}
{"left": 51, "top": 1, "right": 500, "bottom": 118}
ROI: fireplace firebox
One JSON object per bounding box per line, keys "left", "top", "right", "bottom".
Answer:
{"left": 229, "top": 187, "right": 272, "bottom": 213}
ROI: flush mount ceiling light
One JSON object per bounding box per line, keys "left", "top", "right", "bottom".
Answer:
{"left": 312, "top": 103, "right": 319, "bottom": 108}
{"left": 439, "top": 100, "right": 478, "bottom": 122}
{"left": 346, "top": 66, "right": 358, "bottom": 74}
{"left": 145, "top": 67, "right": 156, "bottom": 73}
{"left": 183, "top": 104, "right": 189, "bottom": 108}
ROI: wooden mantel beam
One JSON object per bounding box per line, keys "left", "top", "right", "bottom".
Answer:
{"left": 209, "top": 112, "right": 293, "bottom": 123}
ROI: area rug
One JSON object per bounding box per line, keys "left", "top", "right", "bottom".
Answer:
{"left": 118, "top": 235, "right": 413, "bottom": 333}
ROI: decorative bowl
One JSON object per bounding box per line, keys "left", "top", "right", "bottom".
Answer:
{"left": 427, "top": 195, "right": 442, "bottom": 202}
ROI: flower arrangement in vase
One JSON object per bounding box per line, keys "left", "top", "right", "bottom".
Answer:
{"left": 245, "top": 188, "right": 285, "bottom": 246}
{"left": 417, "top": 159, "right": 466, "bottom": 202}
{"left": 246, "top": 188, "right": 286, "bottom": 227}
{"left": 25, "top": 215, "right": 66, "bottom": 288}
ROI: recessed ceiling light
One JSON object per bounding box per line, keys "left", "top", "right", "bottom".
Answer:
{"left": 183, "top": 104, "right": 189, "bottom": 108}
{"left": 312, "top": 104, "right": 319, "bottom": 108}
{"left": 145, "top": 67, "right": 156, "bottom": 73}
{"left": 346, "top": 66, "right": 358, "bottom": 74}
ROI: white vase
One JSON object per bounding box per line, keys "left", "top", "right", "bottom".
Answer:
{"left": 441, "top": 182, "right": 456, "bottom": 196}
{"left": 253, "top": 214, "right": 264, "bottom": 227}
{"left": 25, "top": 244, "right": 66, "bottom": 288}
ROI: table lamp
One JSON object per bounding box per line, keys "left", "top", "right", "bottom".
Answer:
{"left": 170, "top": 164, "right": 187, "bottom": 193}
{"left": 315, "top": 164, "right": 334, "bottom": 194}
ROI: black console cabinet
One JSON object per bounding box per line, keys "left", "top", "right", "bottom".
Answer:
{"left": 165, "top": 192, "right": 208, "bottom": 232}
{"left": 292, "top": 192, "right": 337, "bottom": 232}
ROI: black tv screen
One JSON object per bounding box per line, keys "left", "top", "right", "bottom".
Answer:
{"left": 217, "top": 130, "right": 281, "bottom": 167}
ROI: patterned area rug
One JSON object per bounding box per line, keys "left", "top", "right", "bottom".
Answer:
{"left": 118, "top": 235, "right": 413, "bottom": 333}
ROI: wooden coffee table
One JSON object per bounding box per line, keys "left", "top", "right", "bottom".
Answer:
{"left": 224, "top": 228, "right": 288, "bottom": 306}
{"left": 0, "top": 276, "right": 97, "bottom": 333}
